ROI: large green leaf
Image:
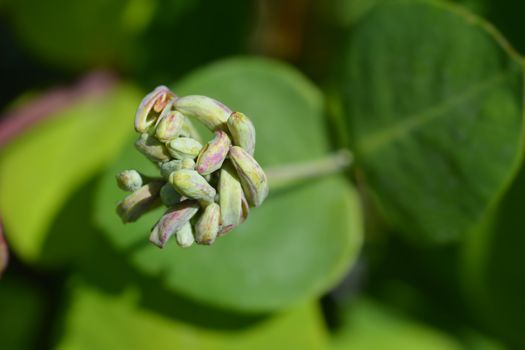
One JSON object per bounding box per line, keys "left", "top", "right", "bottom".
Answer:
{"left": 95, "top": 58, "right": 363, "bottom": 312}
{"left": 461, "top": 164, "right": 525, "bottom": 348}
{"left": 341, "top": 0, "right": 525, "bottom": 242}
{"left": 0, "top": 277, "right": 47, "bottom": 350}
{"left": 332, "top": 298, "right": 464, "bottom": 350}
{"left": 483, "top": 1, "right": 525, "bottom": 55}
{"left": 55, "top": 279, "right": 328, "bottom": 350}
{"left": 133, "top": 0, "right": 253, "bottom": 86}
{"left": 0, "top": 85, "right": 142, "bottom": 263}
{"left": 4, "top": 0, "right": 252, "bottom": 77}
{"left": 3, "top": 0, "right": 156, "bottom": 69}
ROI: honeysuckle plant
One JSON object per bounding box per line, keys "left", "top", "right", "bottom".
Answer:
{"left": 2, "top": 0, "right": 525, "bottom": 348}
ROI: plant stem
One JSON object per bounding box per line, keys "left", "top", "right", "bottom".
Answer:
{"left": 266, "top": 149, "right": 353, "bottom": 191}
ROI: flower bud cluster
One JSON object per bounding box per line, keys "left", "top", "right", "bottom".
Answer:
{"left": 116, "top": 86, "right": 268, "bottom": 248}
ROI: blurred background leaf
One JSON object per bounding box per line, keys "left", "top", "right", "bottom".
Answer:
{"left": 339, "top": 0, "right": 524, "bottom": 243}
{"left": 461, "top": 163, "right": 525, "bottom": 348}
{"left": 0, "top": 275, "right": 47, "bottom": 349}
{"left": 95, "top": 57, "right": 363, "bottom": 312}
{"left": 1, "top": 0, "right": 253, "bottom": 86}
{"left": 328, "top": 291, "right": 508, "bottom": 350}
{"left": 452, "top": 0, "right": 525, "bottom": 55}
{"left": 132, "top": 0, "right": 253, "bottom": 86}
{"left": 0, "top": 83, "right": 142, "bottom": 264}
{"left": 54, "top": 278, "right": 329, "bottom": 350}
{"left": 2, "top": 0, "right": 156, "bottom": 69}
{"left": 332, "top": 298, "right": 465, "bottom": 350}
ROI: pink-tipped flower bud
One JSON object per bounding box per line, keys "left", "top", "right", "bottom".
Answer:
{"left": 196, "top": 130, "right": 231, "bottom": 175}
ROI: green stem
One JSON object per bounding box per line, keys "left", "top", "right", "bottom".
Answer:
{"left": 266, "top": 149, "right": 353, "bottom": 191}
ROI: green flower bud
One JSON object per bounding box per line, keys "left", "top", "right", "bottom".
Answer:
{"left": 159, "top": 160, "right": 182, "bottom": 180}
{"left": 227, "top": 112, "right": 256, "bottom": 155}
{"left": 240, "top": 191, "right": 250, "bottom": 223}
{"left": 179, "top": 117, "right": 203, "bottom": 143}
{"left": 135, "top": 133, "right": 170, "bottom": 163}
{"left": 229, "top": 146, "right": 269, "bottom": 207}
{"left": 219, "top": 191, "right": 250, "bottom": 236}
{"left": 116, "top": 169, "right": 143, "bottom": 192}
{"left": 116, "top": 180, "right": 164, "bottom": 223}
{"left": 175, "top": 222, "right": 195, "bottom": 248}
{"left": 169, "top": 169, "right": 216, "bottom": 203}
{"left": 121, "top": 88, "right": 272, "bottom": 248}
{"left": 160, "top": 183, "right": 181, "bottom": 206}
{"left": 135, "top": 86, "right": 176, "bottom": 133}
{"left": 218, "top": 161, "right": 243, "bottom": 235}
{"left": 195, "top": 203, "right": 220, "bottom": 245}
{"left": 174, "top": 95, "right": 231, "bottom": 130}
{"left": 155, "top": 96, "right": 175, "bottom": 127}
{"left": 181, "top": 158, "right": 196, "bottom": 169}
{"left": 155, "top": 110, "right": 184, "bottom": 142}
{"left": 167, "top": 137, "right": 203, "bottom": 160}
{"left": 196, "top": 130, "right": 231, "bottom": 175}
{"left": 149, "top": 200, "right": 199, "bottom": 248}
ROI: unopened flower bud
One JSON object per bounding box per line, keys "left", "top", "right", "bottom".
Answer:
{"left": 240, "top": 191, "right": 250, "bottom": 223}
{"left": 196, "top": 130, "right": 231, "bottom": 175}
{"left": 116, "top": 169, "right": 143, "bottom": 192}
{"left": 195, "top": 203, "right": 220, "bottom": 245}
{"left": 159, "top": 160, "right": 182, "bottom": 180}
{"left": 149, "top": 200, "right": 199, "bottom": 248}
{"left": 174, "top": 95, "right": 231, "bottom": 130}
{"left": 181, "top": 158, "right": 195, "bottom": 169}
{"left": 169, "top": 169, "right": 216, "bottom": 203}
{"left": 229, "top": 146, "right": 269, "bottom": 207}
{"left": 167, "top": 137, "right": 203, "bottom": 160}
{"left": 180, "top": 117, "right": 203, "bottom": 143}
{"left": 155, "top": 110, "right": 184, "bottom": 142}
{"left": 135, "top": 86, "right": 176, "bottom": 133}
{"left": 218, "top": 162, "right": 243, "bottom": 235}
{"left": 160, "top": 183, "right": 181, "bottom": 206}
{"left": 135, "top": 133, "right": 170, "bottom": 163}
{"left": 227, "top": 112, "right": 256, "bottom": 155}
{"left": 121, "top": 88, "right": 271, "bottom": 247}
{"left": 116, "top": 180, "right": 164, "bottom": 223}
{"left": 220, "top": 194, "right": 249, "bottom": 236}
{"left": 175, "top": 222, "right": 195, "bottom": 248}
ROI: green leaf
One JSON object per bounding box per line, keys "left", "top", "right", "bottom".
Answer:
{"left": 133, "top": 0, "right": 253, "bottom": 86}
{"left": 341, "top": 0, "right": 525, "bottom": 242}
{"left": 0, "top": 85, "right": 143, "bottom": 263}
{"left": 3, "top": 0, "right": 252, "bottom": 76}
{"left": 95, "top": 57, "right": 363, "bottom": 312}
{"left": 332, "top": 298, "right": 463, "bottom": 350}
{"left": 482, "top": 1, "right": 525, "bottom": 55}
{"left": 0, "top": 277, "right": 47, "bottom": 350}
{"left": 461, "top": 164, "right": 525, "bottom": 348}
{"left": 55, "top": 279, "right": 328, "bottom": 350}
{"left": 3, "top": 0, "right": 156, "bottom": 68}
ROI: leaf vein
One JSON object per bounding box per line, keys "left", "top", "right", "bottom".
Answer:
{"left": 357, "top": 68, "right": 517, "bottom": 155}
